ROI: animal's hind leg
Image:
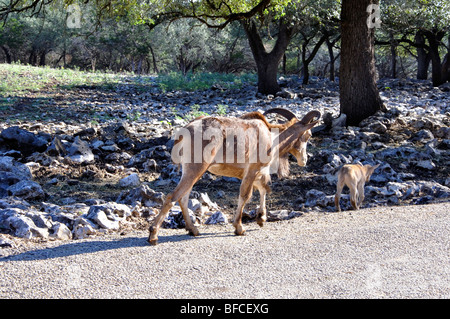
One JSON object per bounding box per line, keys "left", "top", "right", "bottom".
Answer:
{"left": 254, "top": 174, "right": 270, "bottom": 227}
{"left": 356, "top": 181, "right": 365, "bottom": 209}
{"left": 335, "top": 179, "right": 345, "bottom": 212}
{"left": 178, "top": 191, "right": 199, "bottom": 236}
{"left": 148, "top": 163, "right": 208, "bottom": 245}
{"left": 148, "top": 193, "right": 175, "bottom": 245}
{"left": 349, "top": 186, "right": 358, "bottom": 210}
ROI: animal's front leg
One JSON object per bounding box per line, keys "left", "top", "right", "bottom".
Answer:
{"left": 256, "top": 190, "right": 267, "bottom": 227}
{"left": 253, "top": 174, "right": 270, "bottom": 227}
{"left": 233, "top": 197, "right": 246, "bottom": 236}
{"left": 254, "top": 179, "right": 269, "bottom": 227}
{"left": 233, "top": 174, "right": 255, "bottom": 236}
{"left": 148, "top": 194, "right": 175, "bottom": 245}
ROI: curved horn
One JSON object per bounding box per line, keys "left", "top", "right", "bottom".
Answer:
{"left": 263, "top": 108, "right": 297, "bottom": 121}
{"left": 300, "top": 110, "right": 321, "bottom": 124}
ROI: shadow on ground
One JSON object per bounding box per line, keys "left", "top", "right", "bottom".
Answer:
{"left": 0, "top": 229, "right": 239, "bottom": 262}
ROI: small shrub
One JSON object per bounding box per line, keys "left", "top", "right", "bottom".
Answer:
{"left": 215, "top": 104, "right": 228, "bottom": 116}
{"left": 184, "top": 104, "right": 209, "bottom": 121}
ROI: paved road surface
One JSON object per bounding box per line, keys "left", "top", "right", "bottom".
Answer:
{"left": 1, "top": 203, "right": 449, "bottom": 298}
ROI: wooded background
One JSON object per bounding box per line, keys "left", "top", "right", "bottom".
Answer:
{"left": 1, "top": 0, "right": 449, "bottom": 124}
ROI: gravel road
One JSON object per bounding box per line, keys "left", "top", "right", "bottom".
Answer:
{"left": 0, "top": 203, "right": 449, "bottom": 299}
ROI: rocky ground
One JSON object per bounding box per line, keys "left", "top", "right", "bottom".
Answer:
{"left": 1, "top": 75, "right": 449, "bottom": 250}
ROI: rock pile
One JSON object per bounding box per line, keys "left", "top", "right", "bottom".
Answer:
{"left": 0, "top": 156, "right": 44, "bottom": 200}
{"left": 0, "top": 121, "right": 226, "bottom": 242}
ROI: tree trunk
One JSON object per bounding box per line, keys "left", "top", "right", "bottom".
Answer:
{"left": 28, "top": 46, "right": 38, "bottom": 66}
{"left": 301, "top": 33, "right": 327, "bottom": 85}
{"left": 325, "top": 37, "right": 336, "bottom": 81}
{"left": 255, "top": 56, "right": 281, "bottom": 94}
{"left": 414, "top": 31, "right": 431, "bottom": 80}
{"left": 324, "top": 32, "right": 340, "bottom": 82}
{"left": 442, "top": 53, "right": 450, "bottom": 83}
{"left": 243, "top": 19, "right": 293, "bottom": 95}
{"left": 339, "top": 0, "right": 386, "bottom": 126}
{"left": 424, "top": 30, "right": 446, "bottom": 87}
{"left": 137, "top": 58, "right": 143, "bottom": 75}
{"left": 301, "top": 41, "right": 309, "bottom": 85}
{"left": 415, "top": 31, "right": 430, "bottom": 80}
{"left": 91, "top": 57, "right": 96, "bottom": 72}
{"left": 296, "top": 45, "right": 301, "bottom": 72}
{"left": 149, "top": 44, "right": 159, "bottom": 73}
{"left": 1, "top": 45, "right": 12, "bottom": 63}
{"left": 39, "top": 49, "right": 46, "bottom": 66}
{"left": 389, "top": 32, "right": 397, "bottom": 78}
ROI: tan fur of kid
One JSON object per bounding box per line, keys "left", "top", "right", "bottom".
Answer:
{"left": 335, "top": 163, "right": 379, "bottom": 212}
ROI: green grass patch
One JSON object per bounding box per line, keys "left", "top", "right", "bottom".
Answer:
{"left": 156, "top": 71, "right": 256, "bottom": 92}
{"left": 0, "top": 64, "right": 257, "bottom": 96}
{"left": 0, "top": 63, "right": 122, "bottom": 96}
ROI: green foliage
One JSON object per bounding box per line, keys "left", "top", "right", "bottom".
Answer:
{"left": 0, "top": 0, "right": 447, "bottom": 87}
{"left": 215, "top": 104, "right": 228, "bottom": 116}
{"left": 380, "top": 0, "right": 450, "bottom": 32}
{"left": 185, "top": 104, "right": 209, "bottom": 121}
{"left": 144, "top": 0, "right": 293, "bottom": 27}
{"left": 169, "top": 104, "right": 209, "bottom": 122}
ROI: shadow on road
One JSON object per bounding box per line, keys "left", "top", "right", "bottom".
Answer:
{"left": 0, "top": 230, "right": 238, "bottom": 262}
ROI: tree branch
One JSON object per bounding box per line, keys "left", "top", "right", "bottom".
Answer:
{"left": 160, "top": 0, "right": 272, "bottom": 30}
{"left": 0, "top": 0, "right": 53, "bottom": 22}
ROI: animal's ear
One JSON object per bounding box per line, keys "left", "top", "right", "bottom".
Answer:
{"left": 365, "top": 164, "right": 379, "bottom": 177}
{"left": 300, "top": 111, "right": 321, "bottom": 125}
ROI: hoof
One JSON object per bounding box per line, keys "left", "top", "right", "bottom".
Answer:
{"left": 147, "top": 238, "right": 158, "bottom": 246}
{"left": 188, "top": 228, "right": 200, "bottom": 237}
{"left": 234, "top": 229, "right": 246, "bottom": 236}
{"left": 256, "top": 212, "right": 266, "bottom": 227}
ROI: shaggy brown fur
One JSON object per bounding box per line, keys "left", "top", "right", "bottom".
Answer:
{"left": 148, "top": 109, "right": 320, "bottom": 245}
